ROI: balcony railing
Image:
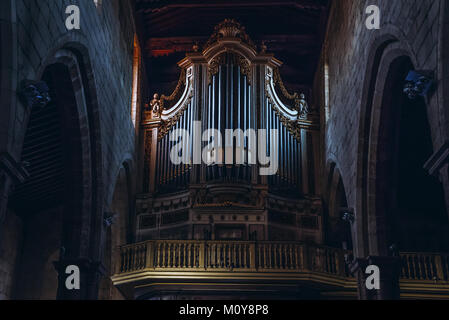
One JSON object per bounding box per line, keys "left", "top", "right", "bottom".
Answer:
{"left": 112, "top": 240, "right": 449, "bottom": 299}
{"left": 400, "top": 252, "right": 449, "bottom": 282}
{"left": 115, "top": 240, "right": 449, "bottom": 284}
{"left": 115, "top": 240, "right": 354, "bottom": 278}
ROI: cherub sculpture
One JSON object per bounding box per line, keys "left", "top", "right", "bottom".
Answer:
{"left": 150, "top": 93, "right": 161, "bottom": 117}
{"left": 298, "top": 93, "right": 309, "bottom": 118}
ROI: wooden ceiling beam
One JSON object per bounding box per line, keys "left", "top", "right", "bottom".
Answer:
{"left": 136, "top": 0, "right": 327, "bottom": 13}
{"left": 145, "top": 34, "right": 319, "bottom": 55}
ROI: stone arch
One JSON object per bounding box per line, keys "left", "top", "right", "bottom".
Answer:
{"left": 365, "top": 46, "right": 413, "bottom": 256}
{"left": 324, "top": 162, "right": 353, "bottom": 250}
{"left": 357, "top": 35, "right": 449, "bottom": 258}
{"left": 436, "top": 0, "right": 449, "bottom": 215}
{"left": 10, "top": 44, "right": 104, "bottom": 299}
{"left": 354, "top": 34, "right": 402, "bottom": 258}
{"left": 99, "top": 161, "right": 133, "bottom": 300}
{"left": 38, "top": 41, "right": 105, "bottom": 279}
{"left": 353, "top": 21, "right": 425, "bottom": 258}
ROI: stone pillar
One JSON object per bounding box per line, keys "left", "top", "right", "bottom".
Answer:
{"left": 350, "top": 256, "right": 401, "bottom": 300}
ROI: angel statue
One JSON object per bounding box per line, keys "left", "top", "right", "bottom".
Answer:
{"left": 150, "top": 93, "right": 162, "bottom": 118}
{"left": 298, "top": 93, "right": 309, "bottom": 118}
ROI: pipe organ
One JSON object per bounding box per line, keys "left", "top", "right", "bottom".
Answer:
{"left": 139, "top": 20, "right": 322, "bottom": 243}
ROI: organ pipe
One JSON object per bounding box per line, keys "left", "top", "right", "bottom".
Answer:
{"left": 143, "top": 32, "right": 312, "bottom": 194}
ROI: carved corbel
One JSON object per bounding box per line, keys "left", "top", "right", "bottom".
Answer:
{"left": 18, "top": 80, "right": 51, "bottom": 109}
{"left": 403, "top": 70, "right": 434, "bottom": 100}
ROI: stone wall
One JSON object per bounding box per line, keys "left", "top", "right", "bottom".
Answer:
{"left": 12, "top": 0, "right": 137, "bottom": 205}
{"left": 314, "top": 0, "right": 449, "bottom": 256}
{"left": 0, "top": 212, "right": 22, "bottom": 299}
{"left": 0, "top": 0, "right": 140, "bottom": 299}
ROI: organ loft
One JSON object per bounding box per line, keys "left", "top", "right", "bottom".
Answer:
{"left": 1, "top": 0, "right": 449, "bottom": 301}
{"left": 138, "top": 20, "right": 322, "bottom": 244}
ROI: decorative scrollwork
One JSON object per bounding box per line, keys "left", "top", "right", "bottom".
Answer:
{"left": 273, "top": 68, "right": 309, "bottom": 118}
{"left": 237, "top": 54, "right": 251, "bottom": 79}
{"left": 208, "top": 52, "right": 252, "bottom": 83}
{"left": 208, "top": 53, "right": 226, "bottom": 82}
{"left": 144, "top": 69, "right": 187, "bottom": 122}
{"left": 160, "top": 68, "right": 187, "bottom": 108}
{"left": 265, "top": 84, "right": 301, "bottom": 141}
{"left": 157, "top": 90, "right": 194, "bottom": 140}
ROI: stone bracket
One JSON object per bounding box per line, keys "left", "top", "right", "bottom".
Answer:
{"left": 17, "top": 80, "right": 51, "bottom": 109}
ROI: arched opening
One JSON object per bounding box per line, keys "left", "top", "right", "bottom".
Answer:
{"left": 99, "top": 163, "right": 131, "bottom": 300}
{"left": 373, "top": 56, "right": 449, "bottom": 254}
{"left": 439, "top": 0, "right": 449, "bottom": 220}
{"left": 325, "top": 165, "right": 353, "bottom": 251}
{"left": 8, "top": 62, "right": 88, "bottom": 299}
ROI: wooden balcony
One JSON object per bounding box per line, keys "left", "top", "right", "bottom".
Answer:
{"left": 111, "top": 240, "right": 449, "bottom": 299}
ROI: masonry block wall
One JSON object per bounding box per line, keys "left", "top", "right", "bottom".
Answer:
{"left": 0, "top": 0, "right": 139, "bottom": 299}
{"left": 315, "top": 0, "right": 447, "bottom": 223}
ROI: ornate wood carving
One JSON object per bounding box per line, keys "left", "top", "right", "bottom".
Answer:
{"left": 208, "top": 52, "right": 252, "bottom": 84}
{"left": 157, "top": 90, "right": 193, "bottom": 140}
{"left": 273, "top": 68, "right": 309, "bottom": 118}
{"left": 204, "top": 19, "right": 257, "bottom": 51}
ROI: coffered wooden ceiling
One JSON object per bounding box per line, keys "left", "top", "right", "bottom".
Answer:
{"left": 133, "top": 0, "right": 330, "bottom": 96}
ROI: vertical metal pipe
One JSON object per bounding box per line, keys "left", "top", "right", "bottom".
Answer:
{"left": 279, "top": 119, "right": 284, "bottom": 182}
{"left": 218, "top": 66, "right": 222, "bottom": 152}
{"left": 271, "top": 108, "right": 275, "bottom": 185}
{"left": 294, "top": 134, "right": 297, "bottom": 186}
{"left": 212, "top": 75, "right": 217, "bottom": 180}
{"left": 276, "top": 116, "right": 281, "bottom": 185}
{"left": 207, "top": 83, "right": 212, "bottom": 181}
{"left": 288, "top": 132, "right": 295, "bottom": 185}
{"left": 169, "top": 127, "right": 173, "bottom": 184}
{"left": 285, "top": 126, "right": 288, "bottom": 183}
{"left": 288, "top": 131, "right": 292, "bottom": 184}
{"left": 163, "top": 135, "right": 168, "bottom": 185}
{"left": 187, "top": 103, "right": 192, "bottom": 183}
{"left": 243, "top": 75, "right": 247, "bottom": 161}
